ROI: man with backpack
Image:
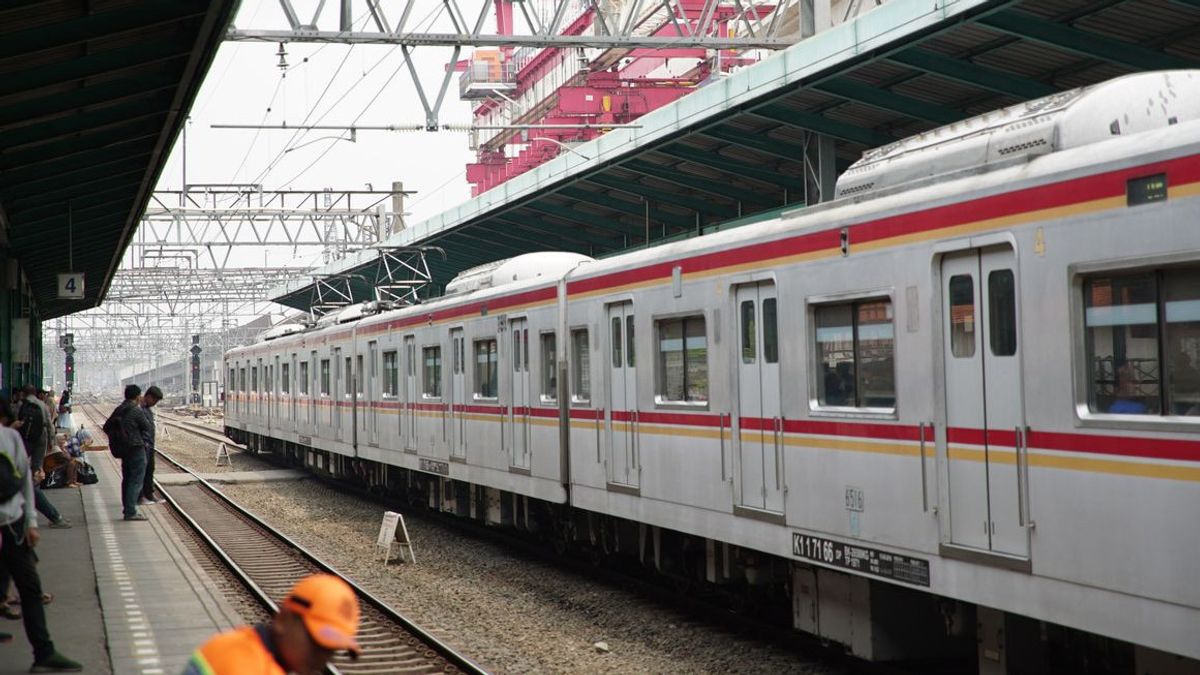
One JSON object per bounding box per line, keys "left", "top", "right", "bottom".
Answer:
{"left": 104, "top": 385, "right": 152, "bottom": 522}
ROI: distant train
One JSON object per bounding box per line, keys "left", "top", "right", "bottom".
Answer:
{"left": 226, "top": 71, "right": 1200, "bottom": 672}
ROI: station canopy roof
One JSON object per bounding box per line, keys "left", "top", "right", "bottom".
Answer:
{"left": 0, "top": 0, "right": 240, "bottom": 319}
{"left": 276, "top": 0, "right": 1197, "bottom": 312}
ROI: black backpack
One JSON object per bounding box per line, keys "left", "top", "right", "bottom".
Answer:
{"left": 0, "top": 451, "right": 22, "bottom": 502}
{"left": 102, "top": 405, "right": 131, "bottom": 457}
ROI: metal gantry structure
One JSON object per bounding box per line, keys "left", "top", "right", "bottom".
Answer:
{"left": 46, "top": 186, "right": 415, "bottom": 387}
{"left": 227, "top": 0, "right": 807, "bottom": 128}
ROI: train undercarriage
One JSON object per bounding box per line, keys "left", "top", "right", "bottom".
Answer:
{"left": 227, "top": 428, "right": 1194, "bottom": 675}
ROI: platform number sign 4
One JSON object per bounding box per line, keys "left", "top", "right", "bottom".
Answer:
{"left": 57, "top": 273, "right": 84, "bottom": 300}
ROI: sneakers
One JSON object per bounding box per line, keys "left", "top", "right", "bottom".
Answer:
{"left": 123, "top": 513, "right": 148, "bottom": 521}
{"left": 48, "top": 519, "right": 72, "bottom": 529}
{"left": 30, "top": 651, "right": 82, "bottom": 672}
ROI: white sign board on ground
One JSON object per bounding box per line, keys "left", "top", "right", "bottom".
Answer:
{"left": 377, "top": 511, "right": 415, "bottom": 564}
{"left": 57, "top": 273, "right": 84, "bottom": 299}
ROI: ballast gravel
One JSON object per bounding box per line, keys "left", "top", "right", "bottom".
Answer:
{"left": 164, "top": 429, "right": 845, "bottom": 674}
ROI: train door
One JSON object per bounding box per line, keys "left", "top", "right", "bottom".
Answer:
{"left": 367, "top": 343, "right": 378, "bottom": 444}
{"left": 333, "top": 348, "right": 343, "bottom": 437}
{"left": 450, "top": 329, "right": 466, "bottom": 460}
{"left": 403, "top": 336, "right": 417, "bottom": 450}
{"left": 735, "top": 283, "right": 783, "bottom": 513}
{"left": 309, "top": 352, "right": 317, "bottom": 430}
{"left": 606, "top": 303, "right": 638, "bottom": 487}
{"left": 290, "top": 354, "right": 298, "bottom": 431}
{"left": 942, "top": 246, "right": 1028, "bottom": 558}
{"left": 271, "top": 357, "right": 280, "bottom": 433}
{"left": 509, "top": 319, "right": 531, "bottom": 470}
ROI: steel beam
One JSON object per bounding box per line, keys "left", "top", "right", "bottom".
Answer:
{"left": 226, "top": 30, "right": 793, "bottom": 49}
{"left": 583, "top": 173, "right": 737, "bottom": 219}
{"left": 887, "top": 48, "right": 1057, "bottom": 100}
{"left": 653, "top": 144, "right": 806, "bottom": 191}
{"left": 978, "top": 10, "right": 1197, "bottom": 71}
{"left": 815, "top": 79, "right": 965, "bottom": 125}
{"left": 622, "top": 159, "right": 777, "bottom": 208}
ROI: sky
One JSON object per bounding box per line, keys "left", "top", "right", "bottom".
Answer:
{"left": 153, "top": 0, "right": 489, "bottom": 268}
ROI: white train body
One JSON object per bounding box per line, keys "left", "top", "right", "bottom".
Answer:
{"left": 227, "top": 72, "right": 1200, "bottom": 666}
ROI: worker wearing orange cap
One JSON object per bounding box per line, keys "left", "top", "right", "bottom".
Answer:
{"left": 183, "top": 574, "right": 361, "bottom": 675}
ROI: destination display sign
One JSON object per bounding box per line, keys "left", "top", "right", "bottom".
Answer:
{"left": 419, "top": 458, "right": 450, "bottom": 476}
{"left": 792, "top": 533, "right": 930, "bottom": 587}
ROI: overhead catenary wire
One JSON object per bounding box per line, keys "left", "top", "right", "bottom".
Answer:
{"left": 250, "top": 3, "right": 446, "bottom": 188}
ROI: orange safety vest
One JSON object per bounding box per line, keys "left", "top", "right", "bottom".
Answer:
{"left": 184, "top": 625, "right": 287, "bottom": 675}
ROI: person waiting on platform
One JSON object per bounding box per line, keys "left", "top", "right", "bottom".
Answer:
{"left": 54, "top": 390, "right": 73, "bottom": 434}
{"left": 15, "top": 386, "right": 71, "bottom": 529}
{"left": 137, "top": 386, "right": 163, "bottom": 506}
{"left": 184, "top": 574, "right": 361, "bottom": 675}
{"left": 0, "top": 400, "right": 83, "bottom": 671}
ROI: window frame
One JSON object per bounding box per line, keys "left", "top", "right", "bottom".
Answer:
{"left": 570, "top": 327, "right": 592, "bottom": 405}
{"left": 473, "top": 338, "right": 499, "bottom": 400}
{"left": 653, "top": 311, "right": 710, "bottom": 409}
{"left": 319, "top": 359, "right": 331, "bottom": 397}
{"left": 1071, "top": 255, "right": 1200, "bottom": 432}
{"left": 382, "top": 351, "right": 399, "bottom": 398}
{"left": 422, "top": 345, "right": 443, "bottom": 399}
{"left": 807, "top": 290, "right": 899, "bottom": 420}
{"left": 281, "top": 362, "right": 290, "bottom": 394}
{"left": 299, "top": 361, "right": 310, "bottom": 396}
{"left": 540, "top": 331, "right": 557, "bottom": 404}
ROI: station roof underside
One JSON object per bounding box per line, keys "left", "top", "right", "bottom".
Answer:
{"left": 274, "top": 0, "right": 1200, "bottom": 312}
{"left": 0, "top": 0, "right": 239, "bottom": 319}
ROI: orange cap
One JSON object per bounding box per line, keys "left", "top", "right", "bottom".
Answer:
{"left": 281, "top": 574, "right": 362, "bottom": 656}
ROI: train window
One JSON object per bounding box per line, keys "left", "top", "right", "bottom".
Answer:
{"left": 423, "top": 346, "right": 443, "bottom": 398}
{"left": 252, "top": 367, "right": 258, "bottom": 393}
{"left": 949, "top": 275, "right": 975, "bottom": 358}
{"left": 814, "top": 299, "right": 895, "bottom": 409}
{"left": 1079, "top": 270, "right": 1200, "bottom": 416}
{"left": 656, "top": 315, "right": 708, "bottom": 404}
{"left": 612, "top": 317, "right": 622, "bottom": 367}
{"left": 627, "top": 315, "right": 635, "bottom": 368}
{"left": 344, "top": 357, "right": 353, "bottom": 396}
{"left": 741, "top": 300, "right": 756, "bottom": 363}
{"left": 229, "top": 369, "right": 235, "bottom": 391}
{"left": 541, "top": 332, "right": 557, "bottom": 401}
{"left": 763, "top": 298, "right": 779, "bottom": 364}
{"left": 356, "top": 355, "right": 364, "bottom": 395}
{"left": 513, "top": 330, "right": 522, "bottom": 372}
{"left": 299, "top": 362, "right": 309, "bottom": 395}
{"left": 572, "top": 329, "right": 591, "bottom": 403}
{"left": 475, "top": 339, "right": 498, "bottom": 398}
{"left": 320, "top": 359, "right": 330, "bottom": 396}
{"left": 383, "top": 351, "right": 398, "bottom": 397}
{"left": 239, "top": 368, "right": 245, "bottom": 392}
{"left": 281, "top": 363, "right": 290, "bottom": 394}
{"left": 988, "top": 270, "right": 1017, "bottom": 356}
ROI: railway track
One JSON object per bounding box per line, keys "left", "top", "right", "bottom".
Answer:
{"left": 80, "top": 403, "right": 487, "bottom": 675}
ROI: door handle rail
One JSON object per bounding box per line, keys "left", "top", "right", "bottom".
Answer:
{"left": 919, "top": 422, "right": 930, "bottom": 512}
{"left": 596, "top": 408, "right": 604, "bottom": 463}
{"left": 773, "top": 416, "right": 783, "bottom": 489}
{"left": 1017, "top": 425, "right": 1034, "bottom": 529}
{"left": 719, "top": 413, "right": 727, "bottom": 482}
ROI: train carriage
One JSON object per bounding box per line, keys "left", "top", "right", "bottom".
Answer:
{"left": 226, "top": 71, "right": 1200, "bottom": 671}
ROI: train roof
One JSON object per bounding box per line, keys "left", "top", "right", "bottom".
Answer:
{"left": 835, "top": 70, "right": 1200, "bottom": 199}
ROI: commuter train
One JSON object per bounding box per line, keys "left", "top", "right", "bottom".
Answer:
{"left": 226, "top": 71, "right": 1200, "bottom": 671}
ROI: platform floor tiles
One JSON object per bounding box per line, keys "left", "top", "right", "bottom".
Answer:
{"left": 1, "top": 451, "right": 244, "bottom": 674}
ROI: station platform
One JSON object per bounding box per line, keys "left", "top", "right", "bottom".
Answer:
{"left": 1, "top": 452, "right": 244, "bottom": 674}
